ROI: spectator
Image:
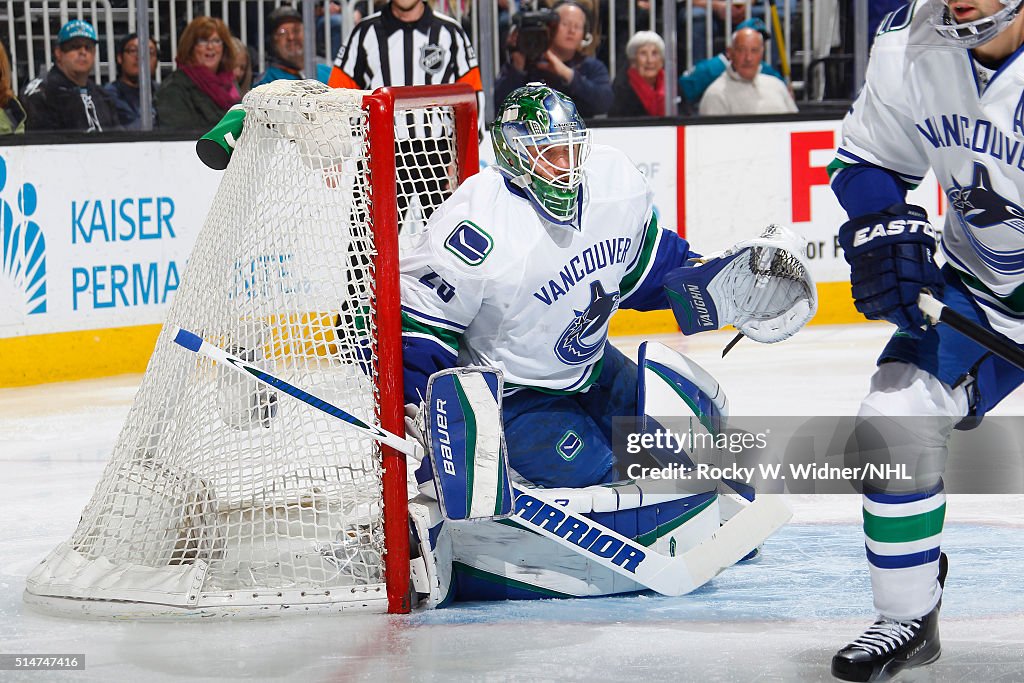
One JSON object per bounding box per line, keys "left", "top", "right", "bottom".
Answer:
{"left": 609, "top": 30, "right": 665, "bottom": 117}
{"left": 0, "top": 41, "right": 25, "bottom": 134}
{"left": 683, "top": 0, "right": 744, "bottom": 63}
{"left": 680, "top": 0, "right": 792, "bottom": 65}
{"left": 254, "top": 6, "right": 330, "bottom": 87}
{"left": 679, "top": 17, "right": 784, "bottom": 107}
{"left": 495, "top": 1, "right": 612, "bottom": 118}
{"left": 104, "top": 33, "right": 159, "bottom": 130}
{"left": 20, "top": 20, "right": 120, "bottom": 133}
{"left": 155, "top": 17, "right": 239, "bottom": 130}
{"left": 316, "top": 2, "right": 343, "bottom": 59}
{"left": 698, "top": 26, "right": 796, "bottom": 115}
{"left": 330, "top": 0, "right": 483, "bottom": 223}
{"left": 608, "top": 0, "right": 653, "bottom": 66}
{"left": 232, "top": 38, "right": 254, "bottom": 96}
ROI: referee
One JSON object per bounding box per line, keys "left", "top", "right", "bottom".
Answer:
{"left": 330, "top": 0, "right": 483, "bottom": 226}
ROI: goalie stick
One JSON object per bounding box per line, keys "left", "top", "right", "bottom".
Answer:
{"left": 918, "top": 292, "right": 1024, "bottom": 372}
{"left": 170, "top": 325, "right": 791, "bottom": 597}
{"left": 171, "top": 326, "right": 420, "bottom": 459}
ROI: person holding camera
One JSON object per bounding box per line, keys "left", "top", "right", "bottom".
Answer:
{"left": 495, "top": 1, "right": 612, "bottom": 119}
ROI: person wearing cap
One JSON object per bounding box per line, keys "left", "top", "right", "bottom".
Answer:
{"left": 104, "top": 33, "right": 159, "bottom": 129}
{"left": 20, "top": 19, "right": 120, "bottom": 132}
{"left": 698, "top": 24, "right": 797, "bottom": 115}
{"left": 677, "top": 17, "right": 784, "bottom": 110}
{"left": 253, "top": 5, "right": 330, "bottom": 87}
{"left": 156, "top": 16, "right": 240, "bottom": 130}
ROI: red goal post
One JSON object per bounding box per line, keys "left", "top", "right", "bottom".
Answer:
{"left": 366, "top": 84, "right": 480, "bottom": 613}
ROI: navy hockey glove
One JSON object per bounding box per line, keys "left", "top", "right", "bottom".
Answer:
{"left": 837, "top": 203, "right": 943, "bottom": 338}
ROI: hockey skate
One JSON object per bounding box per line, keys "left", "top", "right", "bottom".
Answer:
{"left": 831, "top": 553, "right": 947, "bottom": 682}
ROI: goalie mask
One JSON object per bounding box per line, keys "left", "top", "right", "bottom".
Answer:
{"left": 932, "top": 0, "right": 1024, "bottom": 48}
{"left": 492, "top": 83, "right": 591, "bottom": 225}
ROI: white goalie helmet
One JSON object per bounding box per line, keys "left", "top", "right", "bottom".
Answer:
{"left": 492, "top": 83, "right": 592, "bottom": 224}
{"left": 932, "top": 0, "right": 1024, "bottom": 48}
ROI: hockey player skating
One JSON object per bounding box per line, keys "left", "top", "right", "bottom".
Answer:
{"left": 829, "top": 1, "right": 1024, "bottom": 680}
{"left": 399, "top": 83, "right": 816, "bottom": 602}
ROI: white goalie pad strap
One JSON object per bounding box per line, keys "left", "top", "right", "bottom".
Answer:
{"left": 711, "top": 224, "right": 818, "bottom": 344}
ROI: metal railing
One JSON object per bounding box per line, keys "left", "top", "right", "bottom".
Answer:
{"left": 6, "top": 0, "right": 119, "bottom": 92}
{"left": 3, "top": 0, "right": 864, "bottom": 128}
{"left": 3, "top": 0, "right": 356, "bottom": 92}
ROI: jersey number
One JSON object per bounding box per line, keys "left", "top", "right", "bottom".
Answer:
{"left": 419, "top": 270, "right": 456, "bottom": 303}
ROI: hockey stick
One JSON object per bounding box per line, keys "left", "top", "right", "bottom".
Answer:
{"left": 918, "top": 292, "right": 1024, "bottom": 372}
{"left": 170, "top": 326, "right": 421, "bottom": 459}
{"left": 170, "top": 325, "right": 791, "bottom": 596}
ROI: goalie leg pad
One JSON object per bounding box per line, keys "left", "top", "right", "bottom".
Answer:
{"left": 636, "top": 342, "right": 765, "bottom": 558}
{"left": 426, "top": 367, "right": 513, "bottom": 521}
{"left": 441, "top": 490, "right": 722, "bottom": 602}
{"left": 638, "top": 341, "right": 727, "bottom": 425}
{"left": 408, "top": 497, "right": 455, "bottom": 609}
{"left": 636, "top": 341, "right": 728, "bottom": 469}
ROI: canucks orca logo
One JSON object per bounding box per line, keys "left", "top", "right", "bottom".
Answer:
{"left": 0, "top": 156, "right": 46, "bottom": 319}
{"left": 948, "top": 162, "right": 1024, "bottom": 275}
{"left": 554, "top": 280, "right": 619, "bottom": 365}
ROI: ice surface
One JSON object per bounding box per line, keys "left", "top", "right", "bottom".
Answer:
{"left": 1, "top": 324, "right": 1022, "bottom": 681}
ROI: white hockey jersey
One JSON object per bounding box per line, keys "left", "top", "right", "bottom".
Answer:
{"left": 400, "top": 144, "right": 691, "bottom": 396}
{"left": 835, "top": 0, "right": 1024, "bottom": 341}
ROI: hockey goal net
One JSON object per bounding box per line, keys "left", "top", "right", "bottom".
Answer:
{"left": 24, "top": 81, "right": 479, "bottom": 617}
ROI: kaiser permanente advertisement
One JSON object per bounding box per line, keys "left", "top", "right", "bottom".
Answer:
{"left": 0, "top": 142, "right": 219, "bottom": 338}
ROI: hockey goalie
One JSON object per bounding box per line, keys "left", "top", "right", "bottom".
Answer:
{"left": 178, "top": 81, "right": 815, "bottom": 610}
{"left": 20, "top": 81, "right": 811, "bottom": 622}
{"left": 397, "top": 83, "right": 814, "bottom": 605}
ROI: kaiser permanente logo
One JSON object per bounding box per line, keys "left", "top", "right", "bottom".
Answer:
{"left": 0, "top": 155, "right": 46, "bottom": 320}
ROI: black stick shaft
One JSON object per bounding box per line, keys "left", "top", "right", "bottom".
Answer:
{"left": 919, "top": 292, "right": 1024, "bottom": 372}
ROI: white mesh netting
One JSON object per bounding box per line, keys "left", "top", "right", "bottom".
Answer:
{"left": 24, "top": 81, "right": 465, "bottom": 617}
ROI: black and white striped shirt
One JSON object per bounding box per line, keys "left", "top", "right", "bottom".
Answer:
{"left": 329, "top": 1, "right": 482, "bottom": 139}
